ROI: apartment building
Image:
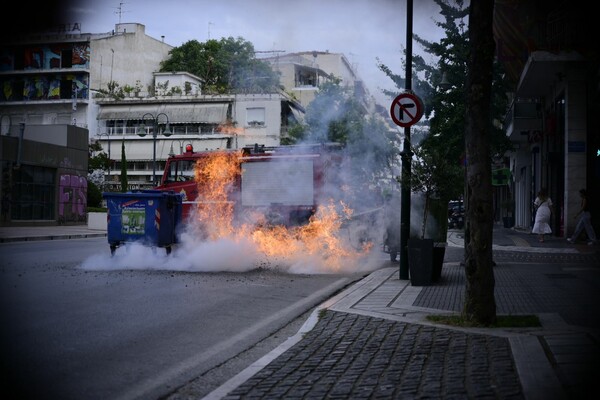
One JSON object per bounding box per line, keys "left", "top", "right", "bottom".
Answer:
{"left": 0, "top": 22, "right": 171, "bottom": 224}
{"left": 95, "top": 71, "right": 305, "bottom": 189}
{"left": 261, "top": 51, "right": 374, "bottom": 112}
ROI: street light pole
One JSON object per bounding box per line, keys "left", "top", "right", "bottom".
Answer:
{"left": 137, "top": 112, "right": 171, "bottom": 186}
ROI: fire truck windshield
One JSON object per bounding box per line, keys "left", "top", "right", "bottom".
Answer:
{"left": 166, "top": 159, "right": 195, "bottom": 183}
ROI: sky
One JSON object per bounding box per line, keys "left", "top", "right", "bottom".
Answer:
{"left": 57, "top": 0, "right": 447, "bottom": 107}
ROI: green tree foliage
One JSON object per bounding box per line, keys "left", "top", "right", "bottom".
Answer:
{"left": 377, "top": 0, "right": 512, "bottom": 201}
{"left": 160, "top": 37, "right": 280, "bottom": 93}
{"left": 87, "top": 180, "right": 102, "bottom": 208}
{"left": 88, "top": 140, "right": 109, "bottom": 173}
{"left": 411, "top": 145, "right": 463, "bottom": 237}
{"left": 120, "top": 139, "right": 128, "bottom": 192}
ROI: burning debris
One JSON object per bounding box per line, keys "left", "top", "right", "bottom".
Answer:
{"left": 187, "top": 149, "right": 374, "bottom": 273}
{"left": 82, "top": 144, "right": 386, "bottom": 275}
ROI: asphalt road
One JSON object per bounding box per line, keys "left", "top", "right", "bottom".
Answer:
{"left": 0, "top": 238, "right": 374, "bottom": 400}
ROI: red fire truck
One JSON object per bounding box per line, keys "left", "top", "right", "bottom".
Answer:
{"left": 154, "top": 143, "right": 343, "bottom": 226}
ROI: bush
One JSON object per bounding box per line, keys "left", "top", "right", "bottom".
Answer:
{"left": 88, "top": 180, "right": 103, "bottom": 208}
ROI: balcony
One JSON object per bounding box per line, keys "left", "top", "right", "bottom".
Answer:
{"left": 504, "top": 98, "right": 542, "bottom": 142}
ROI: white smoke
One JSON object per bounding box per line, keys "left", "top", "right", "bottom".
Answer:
{"left": 80, "top": 91, "right": 402, "bottom": 275}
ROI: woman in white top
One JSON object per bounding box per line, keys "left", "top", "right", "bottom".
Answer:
{"left": 532, "top": 188, "right": 553, "bottom": 242}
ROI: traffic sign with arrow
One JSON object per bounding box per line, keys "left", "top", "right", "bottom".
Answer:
{"left": 390, "top": 92, "right": 424, "bottom": 127}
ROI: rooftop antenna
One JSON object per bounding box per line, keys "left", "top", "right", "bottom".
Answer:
{"left": 208, "top": 21, "right": 214, "bottom": 40}
{"left": 348, "top": 52, "right": 359, "bottom": 72}
{"left": 114, "top": 2, "right": 129, "bottom": 25}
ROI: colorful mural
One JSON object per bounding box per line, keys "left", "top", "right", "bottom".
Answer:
{"left": 0, "top": 49, "right": 13, "bottom": 72}
{"left": 72, "top": 44, "right": 89, "bottom": 67}
{"left": 58, "top": 174, "right": 87, "bottom": 222}
{"left": 24, "top": 47, "right": 44, "bottom": 69}
{"left": 0, "top": 74, "right": 88, "bottom": 101}
{"left": 0, "top": 43, "right": 89, "bottom": 71}
{"left": 44, "top": 46, "right": 62, "bottom": 69}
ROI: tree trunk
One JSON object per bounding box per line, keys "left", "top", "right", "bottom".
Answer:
{"left": 463, "top": 0, "right": 496, "bottom": 325}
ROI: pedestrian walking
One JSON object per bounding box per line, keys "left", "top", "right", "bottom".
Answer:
{"left": 567, "top": 188, "right": 597, "bottom": 245}
{"left": 531, "top": 188, "right": 553, "bottom": 242}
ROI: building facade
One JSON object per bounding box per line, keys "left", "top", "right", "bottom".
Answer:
{"left": 94, "top": 71, "right": 305, "bottom": 189}
{"left": 261, "top": 51, "right": 374, "bottom": 111}
{"left": 1, "top": 22, "right": 382, "bottom": 224}
{"left": 0, "top": 22, "right": 173, "bottom": 225}
{"left": 0, "top": 124, "right": 88, "bottom": 225}
{"left": 494, "top": 0, "right": 599, "bottom": 237}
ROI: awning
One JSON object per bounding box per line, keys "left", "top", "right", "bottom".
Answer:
{"left": 289, "top": 105, "right": 305, "bottom": 123}
{"left": 97, "top": 103, "right": 230, "bottom": 124}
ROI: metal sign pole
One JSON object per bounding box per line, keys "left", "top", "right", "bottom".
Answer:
{"left": 399, "top": 0, "right": 413, "bottom": 280}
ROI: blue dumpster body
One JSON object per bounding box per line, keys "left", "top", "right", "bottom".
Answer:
{"left": 102, "top": 190, "right": 183, "bottom": 255}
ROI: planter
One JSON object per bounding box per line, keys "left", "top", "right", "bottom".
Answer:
{"left": 407, "top": 238, "right": 434, "bottom": 286}
{"left": 432, "top": 242, "right": 447, "bottom": 282}
{"left": 87, "top": 212, "right": 107, "bottom": 230}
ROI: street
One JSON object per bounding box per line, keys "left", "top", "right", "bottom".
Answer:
{"left": 0, "top": 237, "right": 373, "bottom": 400}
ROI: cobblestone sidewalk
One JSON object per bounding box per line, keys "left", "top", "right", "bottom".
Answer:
{"left": 223, "top": 311, "right": 524, "bottom": 399}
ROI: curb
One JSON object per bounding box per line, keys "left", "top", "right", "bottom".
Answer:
{"left": 0, "top": 233, "right": 107, "bottom": 243}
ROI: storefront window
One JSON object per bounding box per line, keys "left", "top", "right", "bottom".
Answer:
{"left": 11, "top": 165, "right": 55, "bottom": 220}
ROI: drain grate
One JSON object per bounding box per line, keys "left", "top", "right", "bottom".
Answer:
{"left": 545, "top": 273, "right": 576, "bottom": 279}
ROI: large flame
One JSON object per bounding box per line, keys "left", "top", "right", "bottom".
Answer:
{"left": 192, "top": 150, "right": 371, "bottom": 272}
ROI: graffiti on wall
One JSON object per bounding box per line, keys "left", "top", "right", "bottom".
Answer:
{"left": 0, "top": 42, "right": 90, "bottom": 101}
{"left": 59, "top": 174, "right": 87, "bottom": 223}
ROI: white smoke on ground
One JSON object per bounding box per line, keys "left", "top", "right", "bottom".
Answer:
{"left": 80, "top": 229, "right": 382, "bottom": 274}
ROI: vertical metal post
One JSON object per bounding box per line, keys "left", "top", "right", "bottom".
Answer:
{"left": 152, "top": 127, "right": 157, "bottom": 186}
{"left": 399, "top": 0, "right": 413, "bottom": 280}
{"left": 16, "top": 123, "right": 25, "bottom": 169}
{"left": 107, "top": 135, "right": 111, "bottom": 180}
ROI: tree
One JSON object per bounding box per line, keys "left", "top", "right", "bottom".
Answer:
{"left": 87, "top": 180, "right": 103, "bottom": 208}
{"left": 377, "top": 0, "right": 503, "bottom": 325}
{"left": 88, "top": 140, "right": 109, "bottom": 173}
{"left": 410, "top": 144, "right": 462, "bottom": 239}
{"left": 120, "top": 138, "right": 128, "bottom": 192}
{"left": 463, "top": 0, "right": 496, "bottom": 325}
{"left": 377, "top": 0, "right": 512, "bottom": 202}
{"left": 88, "top": 140, "right": 108, "bottom": 191}
{"left": 160, "top": 37, "right": 280, "bottom": 93}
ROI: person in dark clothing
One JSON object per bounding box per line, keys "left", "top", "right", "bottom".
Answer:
{"left": 567, "top": 188, "right": 597, "bottom": 245}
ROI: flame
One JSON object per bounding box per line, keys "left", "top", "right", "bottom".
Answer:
{"left": 193, "top": 150, "right": 242, "bottom": 239}
{"left": 192, "top": 150, "right": 371, "bottom": 272}
{"left": 217, "top": 122, "right": 245, "bottom": 135}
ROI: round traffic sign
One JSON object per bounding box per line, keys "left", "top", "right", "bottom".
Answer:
{"left": 390, "top": 92, "right": 424, "bottom": 127}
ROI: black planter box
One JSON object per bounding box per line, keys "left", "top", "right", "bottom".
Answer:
{"left": 408, "top": 238, "right": 434, "bottom": 286}
{"left": 432, "top": 243, "right": 446, "bottom": 282}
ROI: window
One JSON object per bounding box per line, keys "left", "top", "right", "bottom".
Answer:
{"left": 60, "top": 79, "right": 72, "bottom": 99}
{"left": 11, "top": 165, "right": 55, "bottom": 220}
{"left": 12, "top": 80, "right": 24, "bottom": 100}
{"left": 246, "top": 107, "right": 265, "bottom": 127}
{"left": 61, "top": 48, "right": 73, "bottom": 68}
{"left": 166, "top": 160, "right": 196, "bottom": 183}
